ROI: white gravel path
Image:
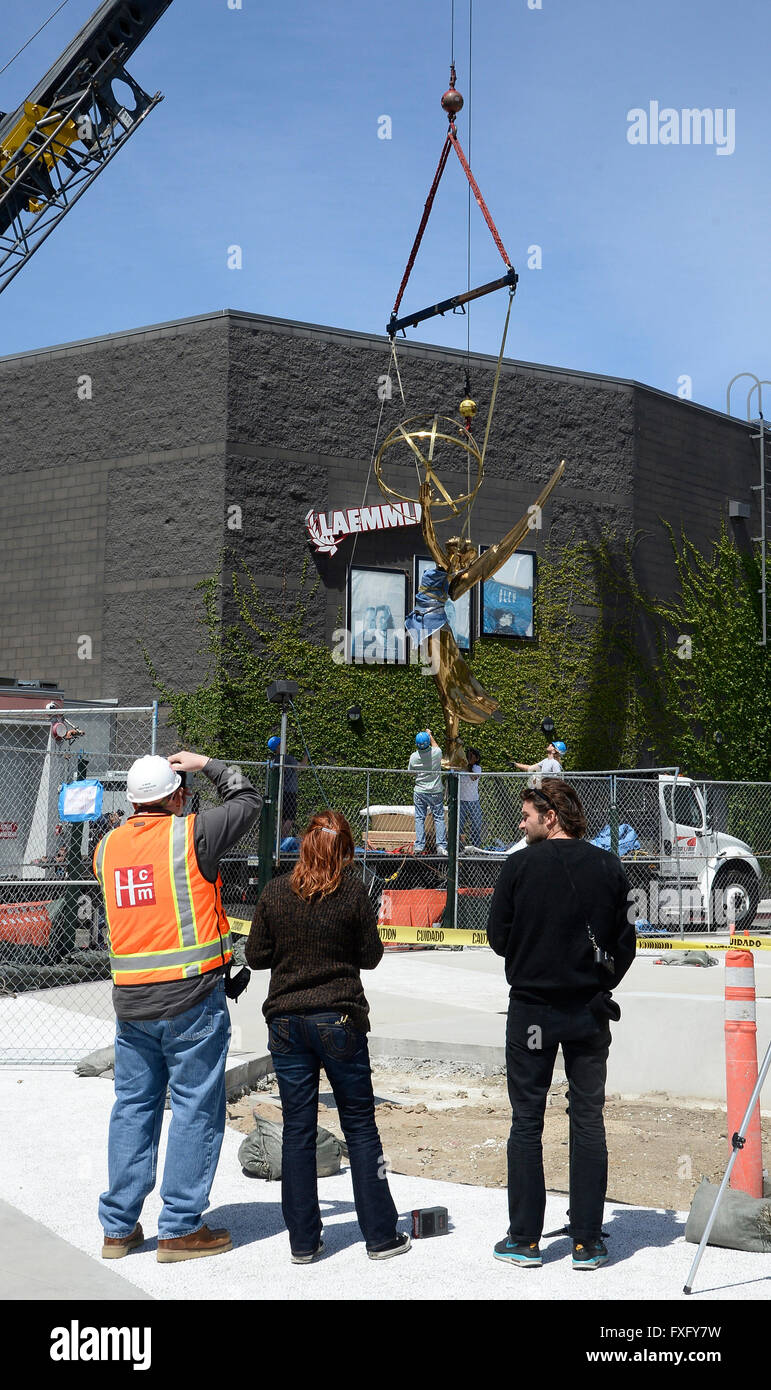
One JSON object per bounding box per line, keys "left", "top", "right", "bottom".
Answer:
{"left": 1, "top": 1070, "right": 769, "bottom": 1302}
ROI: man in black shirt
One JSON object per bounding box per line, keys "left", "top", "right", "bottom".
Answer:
{"left": 486, "top": 779, "right": 636, "bottom": 1271}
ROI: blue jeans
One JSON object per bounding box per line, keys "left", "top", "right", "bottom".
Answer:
{"left": 268, "top": 1012, "right": 399, "bottom": 1255}
{"left": 414, "top": 792, "right": 447, "bottom": 851}
{"left": 98, "top": 981, "right": 231, "bottom": 1239}
{"left": 459, "top": 800, "right": 483, "bottom": 845}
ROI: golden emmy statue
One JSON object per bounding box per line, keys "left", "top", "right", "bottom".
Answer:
{"left": 375, "top": 411, "right": 565, "bottom": 767}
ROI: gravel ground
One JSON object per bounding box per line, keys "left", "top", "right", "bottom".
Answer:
{"left": 227, "top": 1058, "right": 771, "bottom": 1212}
{"left": 2, "top": 1070, "right": 769, "bottom": 1302}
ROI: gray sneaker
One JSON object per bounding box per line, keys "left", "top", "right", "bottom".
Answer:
{"left": 291, "top": 1238, "right": 325, "bottom": 1265}
{"left": 367, "top": 1232, "right": 411, "bottom": 1260}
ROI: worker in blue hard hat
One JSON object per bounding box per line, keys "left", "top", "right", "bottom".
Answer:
{"left": 408, "top": 729, "right": 447, "bottom": 855}
{"left": 266, "top": 735, "right": 308, "bottom": 835}
{"left": 514, "top": 740, "right": 566, "bottom": 778}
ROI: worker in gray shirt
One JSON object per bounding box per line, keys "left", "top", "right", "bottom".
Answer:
{"left": 408, "top": 729, "right": 447, "bottom": 855}
{"left": 93, "top": 751, "right": 261, "bottom": 1265}
{"left": 514, "top": 741, "right": 566, "bottom": 779}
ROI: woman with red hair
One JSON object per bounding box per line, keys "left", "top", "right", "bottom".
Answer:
{"left": 245, "top": 810, "right": 410, "bottom": 1264}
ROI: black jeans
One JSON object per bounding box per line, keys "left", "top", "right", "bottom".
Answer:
{"left": 505, "top": 999, "right": 611, "bottom": 1245}
{"left": 268, "top": 1011, "right": 399, "bottom": 1255}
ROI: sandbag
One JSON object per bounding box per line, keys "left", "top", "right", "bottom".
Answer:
{"left": 75, "top": 1045, "right": 115, "bottom": 1077}
{"left": 685, "top": 1176, "right": 771, "bottom": 1252}
{"left": 238, "top": 1114, "right": 344, "bottom": 1179}
{"left": 658, "top": 951, "right": 717, "bottom": 968}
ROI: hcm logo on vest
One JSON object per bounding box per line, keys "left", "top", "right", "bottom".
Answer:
{"left": 114, "top": 865, "right": 156, "bottom": 908}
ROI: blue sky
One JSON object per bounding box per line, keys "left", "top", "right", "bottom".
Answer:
{"left": 1, "top": 0, "right": 769, "bottom": 413}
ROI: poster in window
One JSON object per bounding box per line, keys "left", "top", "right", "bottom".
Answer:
{"left": 347, "top": 567, "right": 408, "bottom": 664}
{"left": 480, "top": 550, "right": 536, "bottom": 639}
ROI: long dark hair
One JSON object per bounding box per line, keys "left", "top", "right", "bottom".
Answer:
{"left": 522, "top": 779, "right": 587, "bottom": 838}
{"left": 291, "top": 810, "right": 355, "bottom": 901}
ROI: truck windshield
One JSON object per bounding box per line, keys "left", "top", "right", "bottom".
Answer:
{"left": 671, "top": 784, "right": 704, "bottom": 831}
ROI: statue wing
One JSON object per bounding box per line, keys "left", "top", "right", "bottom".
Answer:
{"left": 448, "top": 459, "right": 565, "bottom": 599}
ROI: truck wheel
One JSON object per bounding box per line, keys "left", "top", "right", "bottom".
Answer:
{"left": 711, "top": 868, "right": 760, "bottom": 930}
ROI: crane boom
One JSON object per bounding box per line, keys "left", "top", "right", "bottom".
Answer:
{"left": 0, "top": 0, "right": 174, "bottom": 296}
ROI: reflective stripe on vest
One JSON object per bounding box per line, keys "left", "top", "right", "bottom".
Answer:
{"left": 109, "top": 933, "right": 233, "bottom": 977}
{"left": 94, "top": 813, "right": 232, "bottom": 985}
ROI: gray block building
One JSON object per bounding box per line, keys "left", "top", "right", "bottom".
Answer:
{"left": 0, "top": 307, "right": 762, "bottom": 708}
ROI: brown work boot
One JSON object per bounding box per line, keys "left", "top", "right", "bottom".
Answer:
{"left": 157, "top": 1224, "right": 232, "bottom": 1263}
{"left": 102, "top": 1222, "right": 144, "bottom": 1259}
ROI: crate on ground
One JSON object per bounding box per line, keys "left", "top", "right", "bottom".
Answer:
{"left": 362, "top": 804, "right": 416, "bottom": 852}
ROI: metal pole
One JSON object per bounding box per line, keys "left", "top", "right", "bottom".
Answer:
{"left": 684, "top": 1036, "right": 771, "bottom": 1293}
{"left": 58, "top": 751, "right": 89, "bottom": 960}
{"left": 609, "top": 774, "right": 619, "bottom": 858}
{"left": 363, "top": 770, "right": 370, "bottom": 885}
{"left": 257, "top": 761, "right": 279, "bottom": 897}
{"left": 759, "top": 422, "right": 767, "bottom": 648}
{"left": 671, "top": 775, "right": 685, "bottom": 937}
{"left": 442, "top": 771, "right": 459, "bottom": 930}
{"left": 275, "top": 705, "right": 288, "bottom": 864}
{"left": 704, "top": 780, "right": 713, "bottom": 932}
{"left": 150, "top": 700, "right": 158, "bottom": 755}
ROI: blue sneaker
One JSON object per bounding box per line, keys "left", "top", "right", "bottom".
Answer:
{"left": 493, "top": 1237, "right": 542, "bottom": 1267}
{"left": 572, "top": 1239, "right": 608, "bottom": 1269}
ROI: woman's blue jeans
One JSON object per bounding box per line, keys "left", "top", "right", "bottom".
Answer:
{"left": 268, "top": 1012, "right": 399, "bottom": 1255}
{"left": 98, "top": 981, "right": 231, "bottom": 1239}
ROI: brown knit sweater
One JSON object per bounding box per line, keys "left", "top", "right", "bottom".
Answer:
{"left": 245, "top": 866, "right": 384, "bottom": 1032}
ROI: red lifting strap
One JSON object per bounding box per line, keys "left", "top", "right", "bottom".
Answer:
{"left": 391, "top": 118, "right": 513, "bottom": 323}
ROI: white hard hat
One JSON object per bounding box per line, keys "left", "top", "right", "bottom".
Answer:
{"left": 126, "top": 755, "right": 181, "bottom": 805}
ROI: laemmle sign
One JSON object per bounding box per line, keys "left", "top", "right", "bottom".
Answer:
{"left": 306, "top": 501, "right": 422, "bottom": 556}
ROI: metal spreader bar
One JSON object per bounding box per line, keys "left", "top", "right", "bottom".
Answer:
{"left": 387, "top": 267, "right": 518, "bottom": 338}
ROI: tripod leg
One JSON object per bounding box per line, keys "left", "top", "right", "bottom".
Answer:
{"left": 684, "top": 1037, "right": 771, "bottom": 1294}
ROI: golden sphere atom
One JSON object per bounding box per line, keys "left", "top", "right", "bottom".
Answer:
{"left": 374, "top": 414, "right": 483, "bottom": 518}
{"left": 459, "top": 397, "right": 477, "bottom": 420}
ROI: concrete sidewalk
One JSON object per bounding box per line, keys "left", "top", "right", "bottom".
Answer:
{"left": 2, "top": 1070, "right": 769, "bottom": 1303}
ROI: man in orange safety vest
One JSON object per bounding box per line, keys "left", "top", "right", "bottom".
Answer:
{"left": 93, "top": 749, "right": 260, "bottom": 1263}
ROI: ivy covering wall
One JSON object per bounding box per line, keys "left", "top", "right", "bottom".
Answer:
{"left": 637, "top": 525, "right": 771, "bottom": 781}
{"left": 146, "top": 528, "right": 769, "bottom": 779}
{"left": 147, "top": 535, "right": 646, "bottom": 771}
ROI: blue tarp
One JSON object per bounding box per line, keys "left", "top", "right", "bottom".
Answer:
{"left": 590, "top": 822, "right": 640, "bottom": 855}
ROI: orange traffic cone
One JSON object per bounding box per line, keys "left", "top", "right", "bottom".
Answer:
{"left": 724, "top": 928, "right": 763, "bottom": 1197}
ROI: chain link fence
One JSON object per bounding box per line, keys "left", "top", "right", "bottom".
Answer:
{"left": 5, "top": 736, "right": 771, "bottom": 1066}
{"left": 237, "top": 764, "right": 771, "bottom": 942}
{"left": 0, "top": 707, "right": 156, "bottom": 1064}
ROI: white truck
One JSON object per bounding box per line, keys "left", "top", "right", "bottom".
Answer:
{"left": 509, "top": 774, "right": 762, "bottom": 930}
{"left": 626, "top": 774, "right": 762, "bottom": 931}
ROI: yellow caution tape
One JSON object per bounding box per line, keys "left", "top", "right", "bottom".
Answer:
{"left": 635, "top": 935, "right": 771, "bottom": 952}
{"left": 228, "top": 916, "right": 486, "bottom": 947}
{"left": 229, "top": 915, "right": 770, "bottom": 951}
{"left": 376, "top": 925, "right": 489, "bottom": 947}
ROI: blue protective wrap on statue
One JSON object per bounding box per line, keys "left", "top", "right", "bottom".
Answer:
{"left": 405, "top": 566, "right": 451, "bottom": 647}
